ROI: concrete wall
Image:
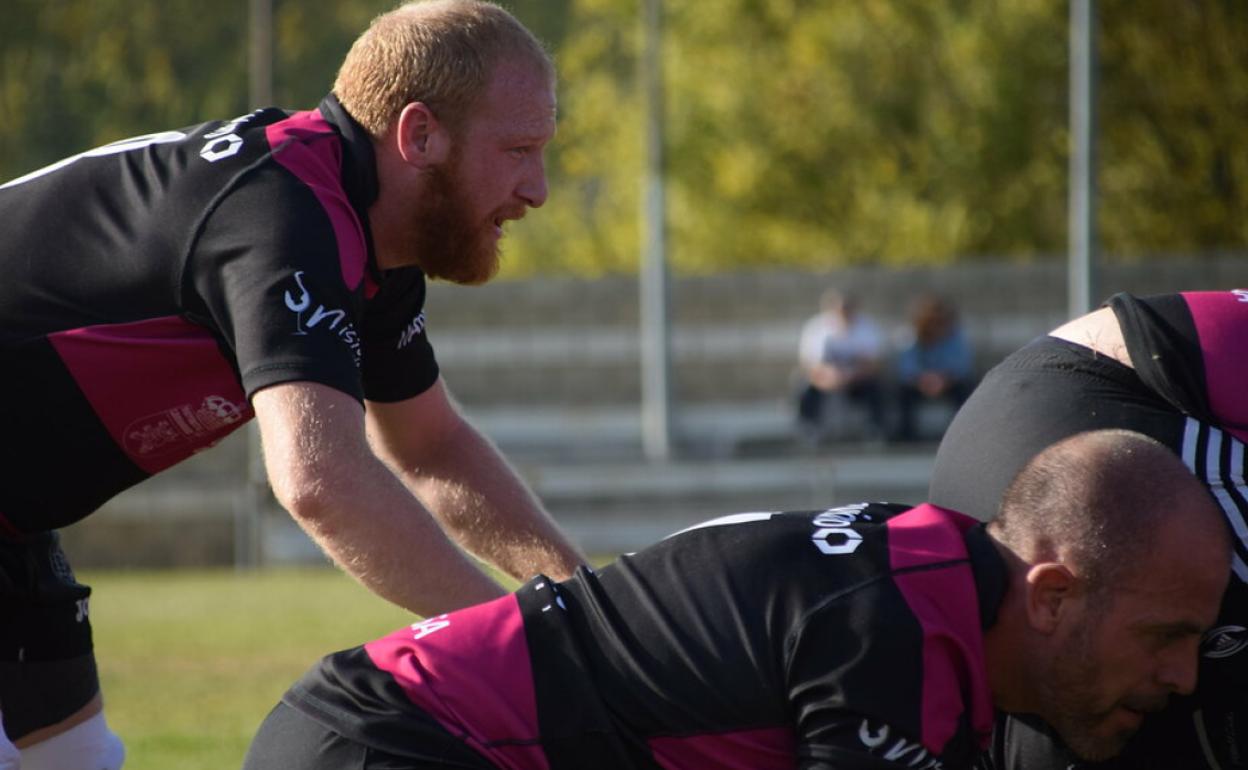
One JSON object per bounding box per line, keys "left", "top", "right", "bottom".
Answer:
{"left": 426, "top": 255, "right": 1245, "bottom": 406}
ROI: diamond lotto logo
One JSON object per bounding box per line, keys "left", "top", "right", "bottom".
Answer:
{"left": 1202, "top": 625, "right": 1248, "bottom": 659}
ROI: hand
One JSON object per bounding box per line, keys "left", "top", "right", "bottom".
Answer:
{"left": 917, "top": 371, "right": 949, "bottom": 398}
{"left": 810, "top": 364, "right": 848, "bottom": 391}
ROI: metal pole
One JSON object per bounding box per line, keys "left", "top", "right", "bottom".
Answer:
{"left": 640, "top": 0, "right": 673, "bottom": 461}
{"left": 1068, "top": 0, "right": 1097, "bottom": 317}
{"left": 234, "top": 429, "right": 266, "bottom": 570}
{"left": 237, "top": 0, "right": 274, "bottom": 568}
{"left": 249, "top": 0, "right": 274, "bottom": 108}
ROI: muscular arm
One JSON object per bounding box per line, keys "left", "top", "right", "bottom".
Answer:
{"left": 364, "top": 379, "right": 587, "bottom": 584}
{"left": 252, "top": 381, "right": 506, "bottom": 617}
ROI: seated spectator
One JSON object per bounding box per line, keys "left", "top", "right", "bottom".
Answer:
{"left": 893, "top": 293, "right": 975, "bottom": 441}
{"left": 795, "top": 289, "right": 887, "bottom": 442}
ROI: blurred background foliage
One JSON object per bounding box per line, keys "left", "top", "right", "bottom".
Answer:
{"left": 1, "top": 0, "right": 1244, "bottom": 276}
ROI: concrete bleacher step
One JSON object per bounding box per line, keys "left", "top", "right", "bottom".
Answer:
{"left": 466, "top": 400, "right": 801, "bottom": 460}
{"left": 258, "top": 446, "right": 938, "bottom": 560}
{"left": 64, "top": 441, "right": 939, "bottom": 566}
{"left": 530, "top": 448, "right": 938, "bottom": 553}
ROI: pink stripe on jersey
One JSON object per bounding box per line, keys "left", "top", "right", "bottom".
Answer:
{"left": 48, "top": 316, "right": 252, "bottom": 474}
{"left": 266, "top": 110, "right": 370, "bottom": 295}
{"left": 648, "top": 726, "right": 795, "bottom": 770}
{"left": 1181, "top": 291, "right": 1248, "bottom": 443}
{"left": 365, "top": 594, "right": 549, "bottom": 770}
{"left": 887, "top": 504, "right": 993, "bottom": 754}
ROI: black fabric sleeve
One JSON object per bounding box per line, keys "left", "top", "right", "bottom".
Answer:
{"left": 799, "top": 713, "right": 959, "bottom": 769}
{"left": 358, "top": 267, "right": 440, "bottom": 403}
{"left": 787, "top": 588, "right": 946, "bottom": 768}
{"left": 1108, "top": 292, "right": 1209, "bottom": 419}
{"left": 187, "top": 164, "right": 368, "bottom": 403}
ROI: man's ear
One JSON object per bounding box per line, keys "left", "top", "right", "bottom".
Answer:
{"left": 1024, "top": 562, "right": 1080, "bottom": 634}
{"left": 393, "top": 102, "right": 450, "bottom": 168}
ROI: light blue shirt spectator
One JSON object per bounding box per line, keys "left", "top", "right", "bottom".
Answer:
{"left": 896, "top": 324, "right": 973, "bottom": 385}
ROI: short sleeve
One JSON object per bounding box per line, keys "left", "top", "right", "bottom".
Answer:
{"left": 358, "top": 267, "right": 441, "bottom": 402}
{"left": 1111, "top": 291, "right": 1248, "bottom": 436}
{"left": 786, "top": 590, "right": 929, "bottom": 763}
{"left": 786, "top": 583, "right": 980, "bottom": 769}
{"left": 188, "top": 165, "right": 369, "bottom": 403}
{"left": 799, "top": 316, "right": 825, "bottom": 367}
{"left": 1176, "top": 291, "right": 1248, "bottom": 435}
{"left": 798, "top": 713, "right": 960, "bottom": 769}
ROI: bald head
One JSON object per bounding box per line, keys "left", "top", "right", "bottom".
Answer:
{"left": 982, "top": 429, "right": 1231, "bottom": 760}
{"left": 988, "top": 428, "right": 1230, "bottom": 593}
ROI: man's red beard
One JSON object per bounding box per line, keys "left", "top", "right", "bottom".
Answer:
{"left": 406, "top": 153, "right": 501, "bottom": 286}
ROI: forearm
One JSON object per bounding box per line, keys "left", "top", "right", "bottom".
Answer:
{"left": 286, "top": 458, "right": 507, "bottom": 616}
{"left": 254, "top": 383, "right": 505, "bottom": 617}
{"left": 397, "top": 423, "right": 587, "bottom": 583}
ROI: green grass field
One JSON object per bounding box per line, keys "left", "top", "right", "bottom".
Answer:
{"left": 83, "top": 567, "right": 421, "bottom": 770}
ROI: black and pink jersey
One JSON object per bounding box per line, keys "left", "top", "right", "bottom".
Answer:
{"left": 0, "top": 96, "right": 439, "bottom": 535}
{"left": 283, "top": 503, "right": 1005, "bottom": 769}
{"left": 1113, "top": 291, "right": 1248, "bottom": 442}
{"left": 933, "top": 290, "right": 1248, "bottom": 585}
{"left": 1114, "top": 291, "right": 1248, "bottom": 586}
{"left": 931, "top": 290, "right": 1248, "bottom": 770}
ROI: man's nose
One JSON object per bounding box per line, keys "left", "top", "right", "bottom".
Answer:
{"left": 517, "top": 158, "right": 548, "bottom": 209}
{"left": 1156, "top": 642, "right": 1200, "bottom": 695}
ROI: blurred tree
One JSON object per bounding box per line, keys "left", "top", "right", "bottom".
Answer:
{"left": 515, "top": 0, "right": 1076, "bottom": 274}
{"left": 1, "top": 0, "right": 1243, "bottom": 275}
{"left": 660, "top": 0, "right": 1070, "bottom": 269}
{"left": 527, "top": 0, "right": 1245, "bottom": 275}
{"left": 0, "top": 0, "right": 250, "bottom": 178}
{"left": 1098, "top": 0, "right": 1248, "bottom": 256}
{"left": 500, "top": 0, "right": 645, "bottom": 276}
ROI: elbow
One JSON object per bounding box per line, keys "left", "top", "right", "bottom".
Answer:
{"left": 267, "top": 464, "right": 346, "bottom": 529}
{"left": 270, "top": 478, "right": 324, "bottom": 525}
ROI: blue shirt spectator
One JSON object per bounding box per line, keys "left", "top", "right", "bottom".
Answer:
{"left": 893, "top": 294, "right": 976, "bottom": 441}
{"left": 896, "top": 323, "right": 974, "bottom": 385}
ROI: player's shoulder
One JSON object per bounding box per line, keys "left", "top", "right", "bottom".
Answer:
{"left": 651, "top": 504, "right": 919, "bottom": 577}
{"left": 1174, "top": 289, "right": 1248, "bottom": 329}
{"left": 664, "top": 503, "right": 910, "bottom": 540}
{"left": 181, "top": 107, "right": 350, "bottom": 201}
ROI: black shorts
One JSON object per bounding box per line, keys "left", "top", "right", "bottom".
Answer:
{"left": 0, "top": 530, "right": 99, "bottom": 740}
{"left": 242, "top": 701, "right": 498, "bottom": 770}
{"left": 930, "top": 335, "right": 1185, "bottom": 523}
{"left": 934, "top": 336, "right": 1248, "bottom": 769}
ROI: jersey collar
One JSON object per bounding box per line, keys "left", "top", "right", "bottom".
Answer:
{"left": 318, "top": 94, "right": 379, "bottom": 211}
{"left": 318, "top": 93, "right": 385, "bottom": 289}
{"left": 966, "top": 524, "right": 1008, "bottom": 630}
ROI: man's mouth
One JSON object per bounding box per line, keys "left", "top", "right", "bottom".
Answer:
{"left": 492, "top": 211, "right": 524, "bottom": 236}
{"left": 1104, "top": 695, "right": 1167, "bottom": 731}
{"left": 1110, "top": 706, "right": 1145, "bottom": 732}
{"left": 1120, "top": 694, "right": 1169, "bottom": 715}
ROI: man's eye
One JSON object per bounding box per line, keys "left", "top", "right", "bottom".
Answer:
{"left": 1151, "top": 627, "right": 1194, "bottom": 648}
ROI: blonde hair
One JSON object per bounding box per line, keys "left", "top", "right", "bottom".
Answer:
{"left": 333, "top": 0, "right": 554, "bottom": 138}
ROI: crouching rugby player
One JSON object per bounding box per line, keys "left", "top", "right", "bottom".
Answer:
{"left": 931, "top": 290, "right": 1248, "bottom": 769}
{"left": 243, "top": 429, "right": 1230, "bottom": 770}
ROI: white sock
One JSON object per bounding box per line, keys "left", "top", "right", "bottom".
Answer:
{"left": 18, "top": 711, "right": 125, "bottom": 770}
{"left": 0, "top": 723, "right": 18, "bottom": 770}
